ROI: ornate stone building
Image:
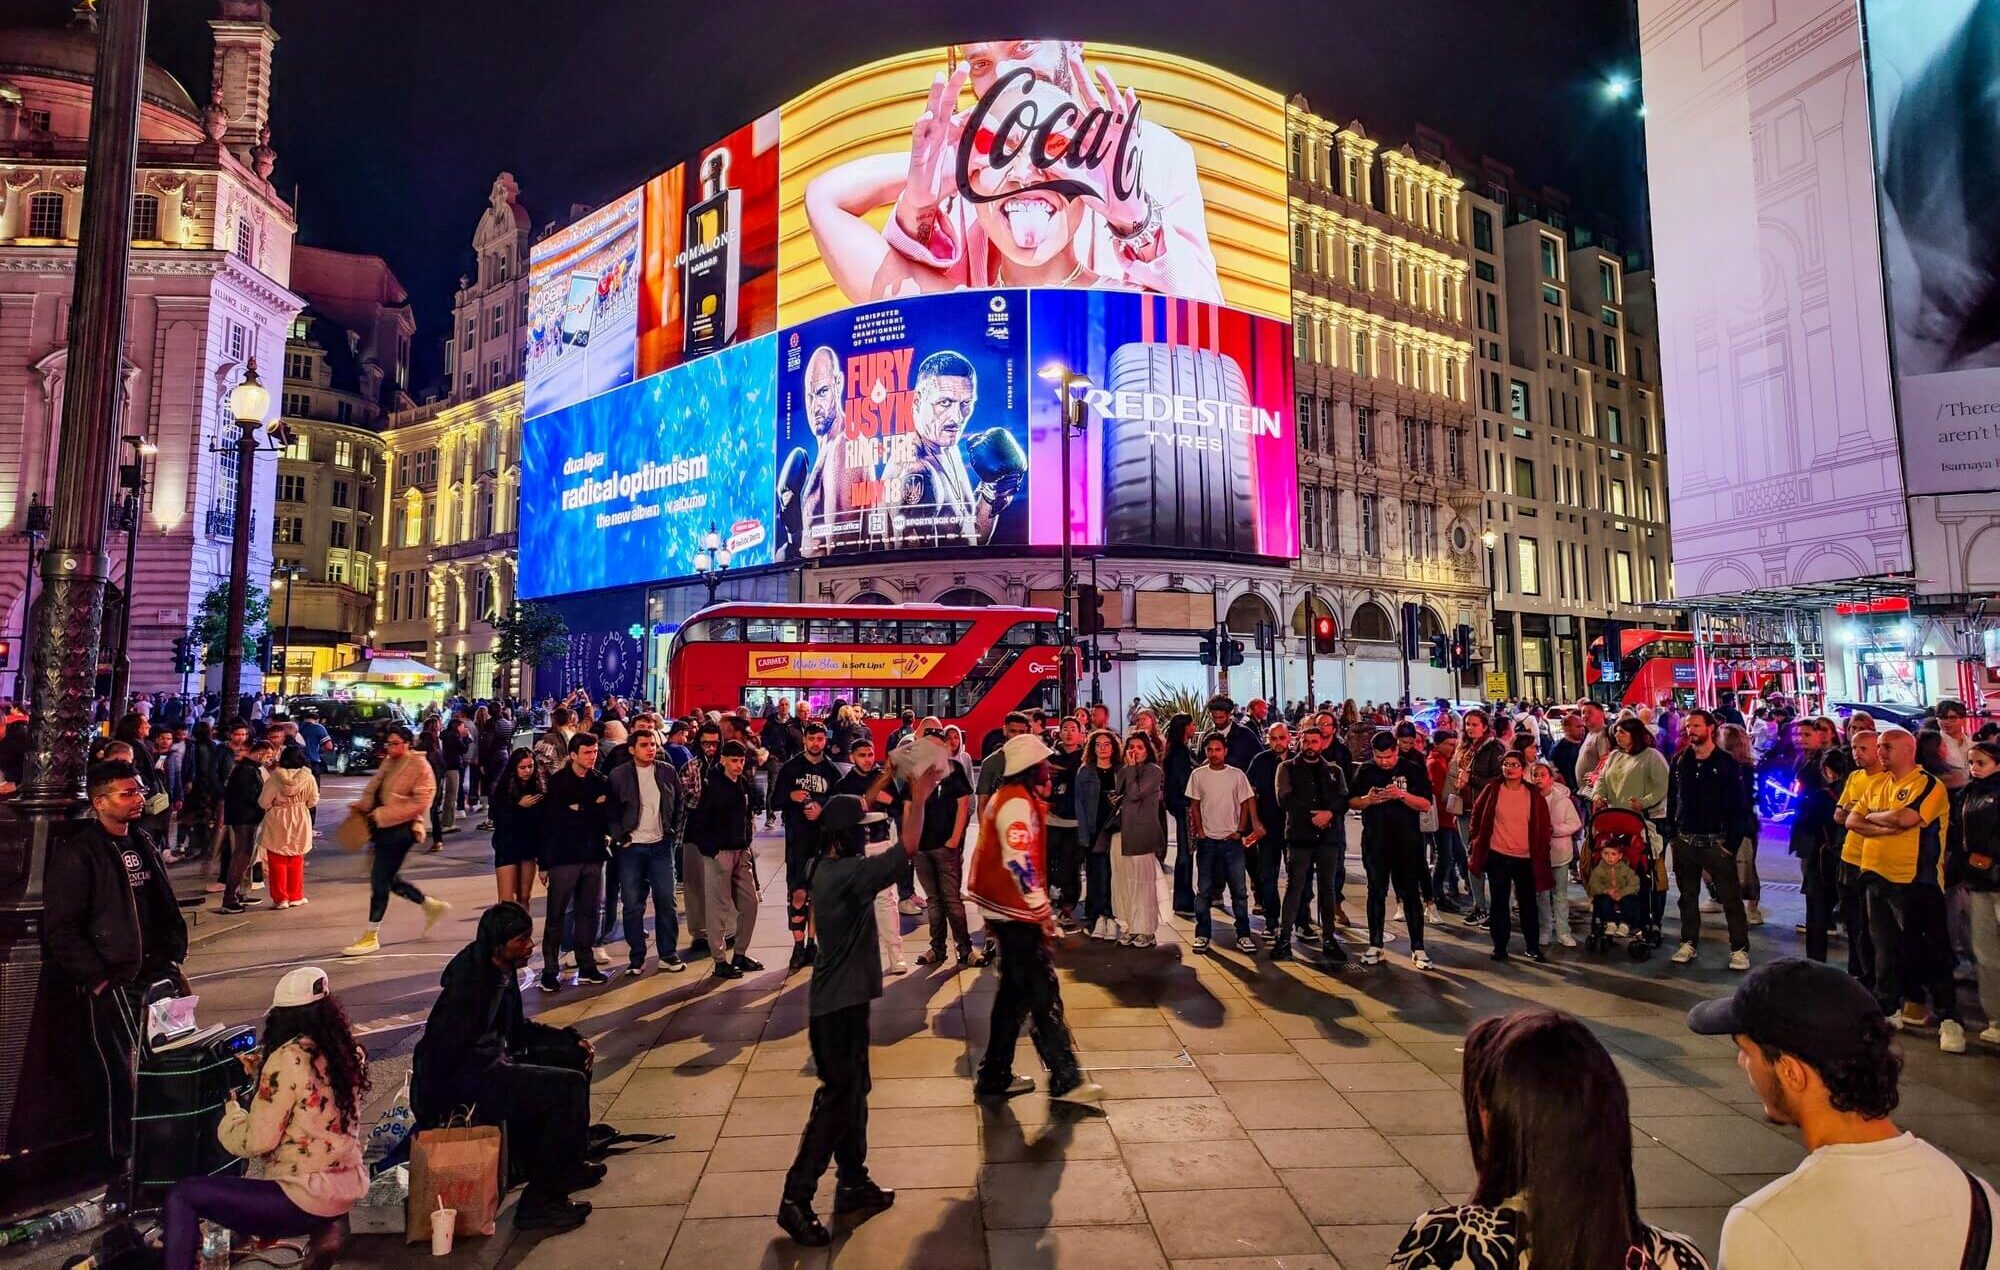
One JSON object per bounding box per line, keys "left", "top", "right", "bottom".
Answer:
{"left": 0, "top": 0, "right": 299, "bottom": 699}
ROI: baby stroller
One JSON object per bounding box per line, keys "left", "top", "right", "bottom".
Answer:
{"left": 1582, "top": 807, "right": 1660, "bottom": 960}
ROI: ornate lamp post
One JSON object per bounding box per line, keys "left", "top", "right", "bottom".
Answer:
{"left": 693, "top": 523, "right": 731, "bottom": 606}
{"left": 272, "top": 561, "right": 302, "bottom": 700}
{"left": 216, "top": 362, "right": 273, "bottom": 718}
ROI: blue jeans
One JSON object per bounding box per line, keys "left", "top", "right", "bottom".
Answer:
{"left": 618, "top": 841, "right": 680, "bottom": 965}
{"left": 1195, "top": 837, "right": 1251, "bottom": 942}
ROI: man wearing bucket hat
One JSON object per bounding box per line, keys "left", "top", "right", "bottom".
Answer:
{"left": 1688, "top": 957, "right": 1999, "bottom": 1268}
{"left": 159, "top": 966, "right": 366, "bottom": 1268}
{"left": 965, "top": 732, "right": 1102, "bottom": 1107}
{"left": 777, "top": 786, "right": 932, "bottom": 1247}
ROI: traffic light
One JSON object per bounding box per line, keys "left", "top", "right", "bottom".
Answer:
{"left": 1312, "top": 614, "right": 1337, "bottom": 656}
{"left": 254, "top": 631, "right": 272, "bottom": 672}
{"left": 1091, "top": 644, "right": 1113, "bottom": 674}
{"left": 0, "top": 639, "right": 10, "bottom": 668}
{"left": 1253, "top": 620, "right": 1273, "bottom": 652}
{"left": 174, "top": 634, "right": 199, "bottom": 675}
{"left": 1223, "top": 637, "right": 1245, "bottom": 668}
{"left": 1429, "top": 633, "right": 1449, "bottom": 669}
{"left": 1198, "top": 630, "right": 1217, "bottom": 666}
{"left": 1400, "top": 602, "right": 1422, "bottom": 661}
{"left": 1450, "top": 624, "right": 1474, "bottom": 671}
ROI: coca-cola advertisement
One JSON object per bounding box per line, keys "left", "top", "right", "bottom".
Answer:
{"left": 777, "top": 40, "right": 1289, "bottom": 326}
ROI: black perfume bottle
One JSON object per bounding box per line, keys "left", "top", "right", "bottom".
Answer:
{"left": 682, "top": 150, "right": 741, "bottom": 356}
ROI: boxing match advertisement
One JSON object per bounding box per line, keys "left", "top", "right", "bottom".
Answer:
{"left": 517, "top": 334, "right": 778, "bottom": 599}
{"left": 773, "top": 289, "right": 1030, "bottom": 561}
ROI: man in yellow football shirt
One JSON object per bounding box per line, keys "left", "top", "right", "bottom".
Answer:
{"left": 1843, "top": 728, "right": 1961, "bottom": 1052}
{"left": 1832, "top": 728, "right": 1882, "bottom": 987}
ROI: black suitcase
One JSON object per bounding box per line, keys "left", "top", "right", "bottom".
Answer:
{"left": 132, "top": 1023, "right": 257, "bottom": 1203}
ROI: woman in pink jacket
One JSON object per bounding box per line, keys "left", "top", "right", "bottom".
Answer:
{"left": 258, "top": 748, "right": 319, "bottom": 908}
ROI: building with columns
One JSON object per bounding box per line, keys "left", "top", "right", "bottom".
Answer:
{"left": 445, "top": 173, "right": 530, "bottom": 405}
{"left": 1284, "top": 96, "right": 1486, "bottom": 706}
{"left": 0, "top": 0, "right": 298, "bottom": 700}
{"left": 266, "top": 245, "right": 409, "bottom": 694}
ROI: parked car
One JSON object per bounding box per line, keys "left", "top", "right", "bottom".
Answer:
{"left": 284, "top": 696, "right": 410, "bottom": 774}
{"left": 1828, "top": 700, "right": 1926, "bottom": 732}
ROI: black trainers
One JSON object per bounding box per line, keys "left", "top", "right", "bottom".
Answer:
{"left": 515, "top": 1189, "right": 590, "bottom": 1232}
{"left": 776, "top": 1198, "right": 829, "bottom": 1247}
{"left": 537, "top": 976, "right": 562, "bottom": 993}
{"left": 833, "top": 1179, "right": 895, "bottom": 1215}
{"left": 557, "top": 1160, "right": 607, "bottom": 1192}
{"left": 576, "top": 967, "right": 610, "bottom": 985}
{"left": 1268, "top": 939, "right": 1293, "bottom": 962}
{"left": 711, "top": 960, "right": 742, "bottom": 980}
{"left": 661, "top": 955, "right": 686, "bottom": 974}
{"left": 687, "top": 938, "right": 710, "bottom": 959}
{"left": 217, "top": 902, "right": 246, "bottom": 915}
{"left": 973, "top": 1074, "right": 1036, "bottom": 1101}
{"left": 1319, "top": 940, "right": 1349, "bottom": 965}
{"left": 733, "top": 953, "right": 764, "bottom": 973}
{"left": 802, "top": 939, "right": 818, "bottom": 963}
{"left": 788, "top": 943, "right": 811, "bottom": 972}
{"left": 625, "top": 963, "right": 645, "bottom": 977}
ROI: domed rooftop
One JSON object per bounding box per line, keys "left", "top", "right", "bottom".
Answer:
{"left": 0, "top": 6, "right": 200, "bottom": 120}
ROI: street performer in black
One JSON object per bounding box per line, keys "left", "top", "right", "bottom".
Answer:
{"left": 44, "top": 759, "right": 189, "bottom": 1189}
{"left": 776, "top": 778, "right": 936, "bottom": 1247}
{"left": 773, "top": 722, "right": 841, "bottom": 971}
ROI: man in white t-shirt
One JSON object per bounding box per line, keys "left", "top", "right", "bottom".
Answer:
{"left": 1186, "top": 734, "right": 1257, "bottom": 956}
{"left": 1688, "top": 957, "right": 1997, "bottom": 1269}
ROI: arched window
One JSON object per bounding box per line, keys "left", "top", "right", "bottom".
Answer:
{"left": 1224, "top": 592, "right": 1275, "bottom": 634}
{"left": 1290, "top": 594, "right": 1335, "bottom": 638}
{"left": 1350, "top": 601, "right": 1395, "bottom": 642}
{"left": 473, "top": 570, "right": 495, "bottom": 623}
{"left": 1418, "top": 606, "right": 1445, "bottom": 642}
{"left": 936, "top": 587, "right": 995, "bottom": 608}
{"left": 26, "top": 191, "right": 64, "bottom": 239}
{"left": 848, "top": 591, "right": 893, "bottom": 605}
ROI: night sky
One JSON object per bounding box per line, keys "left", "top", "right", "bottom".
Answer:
{"left": 6, "top": 0, "right": 1646, "bottom": 397}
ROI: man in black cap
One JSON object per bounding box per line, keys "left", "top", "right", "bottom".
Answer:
{"left": 1688, "top": 957, "right": 1998, "bottom": 1268}
{"left": 777, "top": 780, "right": 935, "bottom": 1248}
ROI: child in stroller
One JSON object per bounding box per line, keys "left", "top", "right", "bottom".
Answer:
{"left": 1582, "top": 808, "right": 1654, "bottom": 957}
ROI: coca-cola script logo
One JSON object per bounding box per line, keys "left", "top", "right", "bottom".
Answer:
{"left": 955, "top": 67, "right": 1142, "bottom": 209}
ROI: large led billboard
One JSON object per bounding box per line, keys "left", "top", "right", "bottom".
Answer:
{"left": 1028, "top": 290, "right": 1298, "bottom": 557}
{"left": 517, "top": 334, "right": 778, "bottom": 599}
{"left": 639, "top": 110, "right": 780, "bottom": 378}
{"left": 1861, "top": 0, "right": 2000, "bottom": 497}
{"left": 774, "top": 289, "right": 1028, "bottom": 561}
{"left": 524, "top": 188, "right": 643, "bottom": 421}
{"left": 777, "top": 40, "right": 1289, "bottom": 326}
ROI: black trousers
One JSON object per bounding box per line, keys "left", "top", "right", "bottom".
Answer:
{"left": 1048, "top": 826, "right": 1082, "bottom": 913}
{"left": 1867, "top": 876, "right": 1957, "bottom": 1020}
{"left": 783, "top": 1002, "right": 872, "bottom": 1204}
{"left": 544, "top": 863, "right": 602, "bottom": 978}
{"left": 1280, "top": 836, "right": 1344, "bottom": 952}
{"left": 1802, "top": 845, "right": 1842, "bottom": 963}
{"left": 977, "top": 920, "right": 1080, "bottom": 1092}
{"left": 461, "top": 1036, "right": 590, "bottom": 1195}
{"left": 1484, "top": 854, "right": 1541, "bottom": 956}
{"left": 1248, "top": 840, "right": 1281, "bottom": 922}
{"left": 367, "top": 826, "right": 426, "bottom": 923}
{"left": 85, "top": 982, "right": 143, "bottom": 1164}
{"left": 1673, "top": 832, "right": 1747, "bottom": 951}
{"left": 1363, "top": 830, "right": 1427, "bottom": 951}
{"left": 1840, "top": 861, "right": 1877, "bottom": 986}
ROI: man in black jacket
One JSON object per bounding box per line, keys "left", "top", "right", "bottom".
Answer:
{"left": 412, "top": 902, "right": 597, "bottom": 1233}
{"left": 1245, "top": 723, "right": 1291, "bottom": 930}
{"left": 541, "top": 733, "right": 614, "bottom": 991}
{"left": 1205, "top": 695, "right": 1261, "bottom": 773}
{"left": 760, "top": 702, "right": 803, "bottom": 830}
{"left": 693, "top": 740, "right": 761, "bottom": 979}
{"left": 773, "top": 723, "right": 841, "bottom": 971}
{"left": 1271, "top": 725, "right": 1349, "bottom": 965}
{"left": 1667, "top": 708, "right": 1752, "bottom": 970}
{"left": 44, "top": 760, "right": 189, "bottom": 1176}
{"left": 219, "top": 739, "right": 272, "bottom": 914}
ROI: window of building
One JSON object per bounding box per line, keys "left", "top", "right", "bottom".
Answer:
{"left": 276, "top": 474, "right": 306, "bottom": 502}
{"left": 1403, "top": 499, "right": 1421, "bottom": 558}
{"left": 461, "top": 319, "right": 475, "bottom": 350}
{"left": 1351, "top": 329, "right": 1368, "bottom": 372}
{"left": 1302, "top": 484, "right": 1319, "bottom": 550}
{"left": 234, "top": 216, "right": 254, "bottom": 263}
{"left": 1604, "top": 340, "right": 1621, "bottom": 375}
{"left": 1632, "top": 345, "right": 1645, "bottom": 382}
{"left": 130, "top": 193, "right": 159, "bottom": 242}
{"left": 1641, "top": 484, "right": 1655, "bottom": 520}
{"left": 487, "top": 358, "right": 503, "bottom": 389}
{"left": 389, "top": 571, "right": 402, "bottom": 622}
{"left": 1614, "top": 551, "right": 1634, "bottom": 604}
{"left": 1447, "top": 427, "right": 1466, "bottom": 479}
{"left": 1360, "top": 493, "right": 1380, "bottom": 556}
{"left": 1601, "top": 306, "right": 1619, "bottom": 329}
{"left": 1289, "top": 132, "right": 1303, "bottom": 176}
{"left": 1508, "top": 380, "right": 1530, "bottom": 421}
{"left": 1605, "top": 405, "right": 1624, "bottom": 443}
{"left": 1318, "top": 398, "right": 1334, "bottom": 454}
{"left": 1401, "top": 415, "right": 1417, "bottom": 465}
{"left": 1471, "top": 207, "right": 1493, "bottom": 253}
{"left": 284, "top": 350, "right": 312, "bottom": 382}
{"left": 1646, "top": 555, "right": 1660, "bottom": 601}
{"left": 281, "top": 392, "right": 309, "bottom": 418}
{"left": 1513, "top": 456, "right": 1536, "bottom": 498}
{"left": 489, "top": 305, "right": 505, "bottom": 338}
{"left": 329, "top": 520, "right": 348, "bottom": 548}
{"left": 1609, "top": 478, "right": 1628, "bottom": 516}
{"left": 336, "top": 401, "right": 353, "bottom": 423}
{"left": 403, "top": 500, "right": 423, "bottom": 546}
{"left": 332, "top": 480, "right": 351, "bottom": 508}
{"left": 1422, "top": 503, "right": 1438, "bottom": 557}
{"left": 474, "top": 570, "right": 495, "bottom": 622}
{"left": 1599, "top": 260, "right": 1619, "bottom": 302}
{"left": 1349, "top": 243, "right": 1364, "bottom": 287}
{"left": 356, "top": 521, "right": 370, "bottom": 554}
{"left": 1517, "top": 536, "right": 1541, "bottom": 595}
{"left": 1356, "top": 407, "right": 1374, "bottom": 459}
{"left": 1291, "top": 223, "right": 1305, "bottom": 270}
{"left": 275, "top": 515, "right": 303, "bottom": 544}
{"left": 326, "top": 560, "right": 346, "bottom": 585}
{"left": 1297, "top": 393, "right": 1315, "bottom": 452}
{"left": 462, "top": 370, "right": 475, "bottom": 396}
{"left": 1344, "top": 154, "right": 1360, "bottom": 199}
{"left": 1540, "top": 235, "right": 1562, "bottom": 279}
{"left": 332, "top": 439, "right": 353, "bottom": 468}
{"left": 280, "top": 430, "right": 309, "bottom": 462}
{"left": 26, "top": 191, "right": 64, "bottom": 239}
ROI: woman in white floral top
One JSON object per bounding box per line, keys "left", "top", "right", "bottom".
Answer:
{"left": 1389, "top": 1009, "right": 1709, "bottom": 1270}
{"left": 161, "top": 967, "right": 369, "bottom": 1270}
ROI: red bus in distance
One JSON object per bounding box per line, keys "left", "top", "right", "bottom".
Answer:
{"left": 1587, "top": 629, "right": 1782, "bottom": 708}
{"left": 665, "top": 602, "right": 1063, "bottom": 749}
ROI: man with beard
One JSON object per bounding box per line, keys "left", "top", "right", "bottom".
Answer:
{"left": 775, "top": 723, "right": 842, "bottom": 972}
{"left": 796, "top": 346, "right": 851, "bottom": 557}
{"left": 878, "top": 351, "right": 989, "bottom": 549}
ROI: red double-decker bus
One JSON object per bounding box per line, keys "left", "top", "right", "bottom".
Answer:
{"left": 664, "top": 602, "right": 1063, "bottom": 748}
{"left": 1587, "top": 630, "right": 1782, "bottom": 708}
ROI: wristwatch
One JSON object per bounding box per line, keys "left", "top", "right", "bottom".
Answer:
{"left": 1112, "top": 193, "right": 1163, "bottom": 257}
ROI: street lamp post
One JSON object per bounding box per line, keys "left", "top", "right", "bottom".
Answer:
{"left": 1480, "top": 528, "right": 1500, "bottom": 694}
{"left": 107, "top": 434, "right": 156, "bottom": 714}
{"left": 1038, "top": 365, "right": 1087, "bottom": 717}
{"left": 693, "top": 523, "right": 731, "bottom": 606}
{"left": 273, "top": 562, "right": 302, "bottom": 700}
{"left": 219, "top": 362, "right": 273, "bottom": 720}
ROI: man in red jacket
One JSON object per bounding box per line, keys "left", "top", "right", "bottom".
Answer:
{"left": 966, "top": 734, "right": 1101, "bottom": 1106}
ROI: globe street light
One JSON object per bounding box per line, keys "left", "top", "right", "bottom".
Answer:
{"left": 693, "top": 523, "right": 732, "bottom": 606}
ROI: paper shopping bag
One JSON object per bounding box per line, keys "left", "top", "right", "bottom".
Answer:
{"left": 406, "top": 1124, "right": 501, "bottom": 1243}
{"left": 333, "top": 810, "right": 372, "bottom": 853}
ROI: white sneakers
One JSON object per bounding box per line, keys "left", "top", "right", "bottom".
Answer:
{"left": 341, "top": 929, "right": 380, "bottom": 957}
{"left": 1728, "top": 949, "right": 1751, "bottom": 972}
{"left": 1412, "top": 949, "right": 1435, "bottom": 971}
{"left": 888, "top": 960, "right": 910, "bottom": 976}
{"left": 1555, "top": 929, "right": 1578, "bottom": 948}
{"left": 1361, "top": 946, "right": 1383, "bottom": 966}
{"left": 1423, "top": 903, "right": 1439, "bottom": 924}
{"left": 1670, "top": 942, "right": 1698, "bottom": 964}
{"left": 422, "top": 896, "right": 451, "bottom": 936}
{"left": 1745, "top": 903, "right": 1766, "bottom": 926}
{"left": 1941, "top": 1020, "right": 1969, "bottom": 1054}
{"left": 1090, "top": 917, "right": 1118, "bottom": 941}
{"left": 1980, "top": 1025, "right": 2000, "bottom": 1046}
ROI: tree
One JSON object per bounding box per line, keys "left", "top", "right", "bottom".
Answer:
{"left": 195, "top": 581, "right": 268, "bottom": 665}
{"left": 493, "top": 601, "right": 569, "bottom": 698}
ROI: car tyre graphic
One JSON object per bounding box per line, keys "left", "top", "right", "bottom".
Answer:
{"left": 1102, "top": 343, "right": 1257, "bottom": 554}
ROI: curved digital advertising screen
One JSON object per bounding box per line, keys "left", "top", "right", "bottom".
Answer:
{"left": 518, "top": 39, "right": 1296, "bottom": 600}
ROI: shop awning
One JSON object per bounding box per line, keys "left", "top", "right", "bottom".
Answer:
{"left": 322, "top": 656, "right": 451, "bottom": 687}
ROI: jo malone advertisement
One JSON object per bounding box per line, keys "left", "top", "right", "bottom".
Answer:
{"left": 638, "top": 109, "right": 781, "bottom": 379}
{"left": 776, "top": 39, "right": 1290, "bottom": 326}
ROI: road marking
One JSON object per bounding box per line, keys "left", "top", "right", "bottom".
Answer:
{"left": 187, "top": 952, "right": 453, "bottom": 982}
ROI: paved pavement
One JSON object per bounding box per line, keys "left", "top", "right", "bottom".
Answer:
{"left": 48, "top": 785, "right": 2000, "bottom": 1268}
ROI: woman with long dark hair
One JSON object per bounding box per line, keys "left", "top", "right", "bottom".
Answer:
{"left": 160, "top": 967, "right": 369, "bottom": 1269}
{"left": 1391, "top": 1009, "right": 1708, "bottom": 1268}
{"left": 1112, "top": 732, "right": 1166, "bottom": 946}
{"left": 1163, "top": 713, "right": 1197, "bottom": 917}
{"left": 1074, "top": 728, "right": 1124, "bottom": 940}
{"left": 491, "top": 748, "right": 546, "bottom": 907}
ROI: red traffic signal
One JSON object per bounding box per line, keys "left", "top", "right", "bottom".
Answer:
{"left": 1312, "top": 615, "right": 1337, "bottom": 656}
